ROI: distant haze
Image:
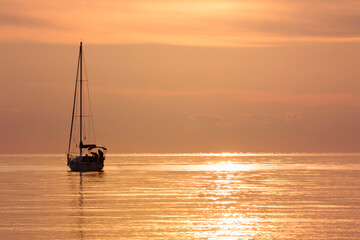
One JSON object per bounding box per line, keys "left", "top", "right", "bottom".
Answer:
{"left": 1, "top": 0, "right": 360, "bottom": 153}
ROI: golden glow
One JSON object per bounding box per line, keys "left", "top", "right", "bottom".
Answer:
{"left": 1, "top": 0, "right": 360, "bottom": 46}
{"left": 203, "top": 161, "right": 253, "bottom": 172}
{"left": 209, "top": 152, "right": 241, "bottom": 157}
{"left": 194, "top": 213, "right": 260, "bottom": 239}
{"left": 208, "top": 215, "right": 259, "bottom": 240}
{"left": 194, "top": 164, "right": 262, "bottom": 239}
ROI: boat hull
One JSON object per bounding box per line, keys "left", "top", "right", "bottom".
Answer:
{"left": 67, "top": 155, "right": 104, "bottom": 172}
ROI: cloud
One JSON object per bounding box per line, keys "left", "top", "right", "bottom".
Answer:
{"left": 281, "top": 112, "right": 301, "bottom": 123}
{"left": 1, "top": 0, "right": 360, "bottom": 46}
{"left": 94, "top": 87, "right": 216, "bottom": 97}
{"left": 94, "top": 87, "right": 360, "bottom": 106}
{"left": 0, "top": 13, "right": 57, "bottom": 29}
{"left": 0, "top": 107, "right": 21, "bottom": 114}
{"left": 223, "top": 0, "right": 360, "bottom": 38}
{"left": 188, "top": 112, "right": 302, "bottom": 127}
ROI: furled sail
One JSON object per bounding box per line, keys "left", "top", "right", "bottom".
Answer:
{"left": 80, "top": 141, "right": 107, "bottom": 151}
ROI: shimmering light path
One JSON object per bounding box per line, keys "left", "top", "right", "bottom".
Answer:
{"left": 0, "top": 154, "right": 359, "bottom": 239}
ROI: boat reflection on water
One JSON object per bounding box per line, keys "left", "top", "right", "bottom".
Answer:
{"left": 77, "top": 173, "right": 84, "bottom": 240}
{"left": 68, "top": 172, "right": 105, "bottom": 240}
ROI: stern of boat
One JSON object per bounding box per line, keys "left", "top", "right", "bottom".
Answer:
{"left": 67, "top": 152, "right": 105, "bottom": 172}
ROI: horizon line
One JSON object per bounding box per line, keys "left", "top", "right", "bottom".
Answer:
{"left": 1, "top": 152, "right": 360, "bottom": 157}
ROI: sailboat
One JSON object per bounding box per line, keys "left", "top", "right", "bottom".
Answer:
{"left": 67, "top": 42, "right": 107, "bottom": 172}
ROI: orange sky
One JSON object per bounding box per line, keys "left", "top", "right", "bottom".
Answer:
{"left": 2, "top": 0, "right": 360, "bottom": 46}
{"left": 1, "top": 0, "right": 360, "bottom": 153}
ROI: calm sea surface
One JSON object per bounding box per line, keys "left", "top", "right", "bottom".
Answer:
{"left": 0, "top": 154, "right": 359, "bottom": 239}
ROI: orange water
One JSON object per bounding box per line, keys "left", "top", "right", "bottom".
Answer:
{"left": 0, "top": 154, "right": 359, "bottom": 239}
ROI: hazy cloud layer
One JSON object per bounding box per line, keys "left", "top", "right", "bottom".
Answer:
{"left": 94, "top": 87, "right": 360, "bottom": 106}
{"left": 1, "top": 0, "right": 360, "bottom": 46}
{"left": 1, "top": 42, "right": 360, "bottom": 153}
{"left": 188, "top": 112, "right": 302, "bottom": 126}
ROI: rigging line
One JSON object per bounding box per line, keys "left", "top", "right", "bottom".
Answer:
{"left": 70, "top": 111, "right": 79, "bottom": 151}
{"left": 68, "top": 45, "right": 81, "bottom": 153}
{"left": 82, "top": 50, "right": 97, "bottom": 144}
{"left": 73, "top": 121, "right": 79, "bottom": 149}
{"left": 82, "top": 51, "right": 89, "bottom": 142}
{"left": 79, "top": 42, "right": 83, "bottom": 156}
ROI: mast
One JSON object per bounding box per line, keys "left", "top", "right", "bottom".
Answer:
{"left": 68, "top": 43, "right": 81, "bottom": 154}
{"left": 80, "top": 42, "right": 83, "bottom": 156}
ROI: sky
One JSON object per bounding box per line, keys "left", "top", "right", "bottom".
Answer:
{"left": 1, "top": 0, "right": 360, "bottom": 153}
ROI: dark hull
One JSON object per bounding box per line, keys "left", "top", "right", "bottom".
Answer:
{"left": 68, "top": 156, "right": 104, "bottom": 172}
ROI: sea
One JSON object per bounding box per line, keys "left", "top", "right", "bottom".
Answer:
{"left": 0, "top": 153, "right": 359, "bottom": 240}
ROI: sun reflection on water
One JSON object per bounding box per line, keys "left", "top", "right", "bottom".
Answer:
{"left": 194, "top": 165, "right": 264, "bottom": 240}
{"left": 202, "top": 213, "right": 260, "bottom": 240}
{"left": 203, "top": 161, "right": 253, "bottom": 172}
{"left": 201, "top": 209, "right": 262, "bottom": 239}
